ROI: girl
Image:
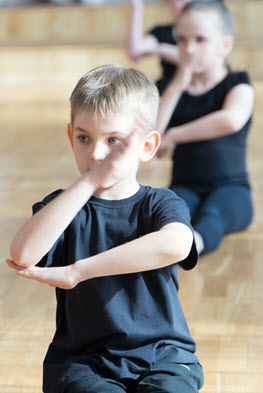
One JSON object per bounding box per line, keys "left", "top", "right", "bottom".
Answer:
{"left": 156, "top": 0, "right": 254, "bottom": 255}
{"left": 128, "top": 0, "right": 224, "bottom": 93}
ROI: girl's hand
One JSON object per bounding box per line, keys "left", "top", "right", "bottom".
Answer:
{"left": 174, "top": 52, "right": 196, "bottom": 92}
{"left": 6, "top": 259, "right": 80, "bottom": 290}
{"left": 176, "top": 65, "right": 193, "bottom": 92}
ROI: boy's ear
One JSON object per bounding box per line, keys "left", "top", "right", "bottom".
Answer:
{"left": 221, "top": 35, "right": 234, "bottom": 57}
{"left": 139, "top": 131, "right": 160, "bottom": 162}
{"left": 67, "top": 123, "right": 74, "bottom": 150}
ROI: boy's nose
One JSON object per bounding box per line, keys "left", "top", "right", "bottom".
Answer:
{"left": 91, "top": 142, "right": 108, "bottom": 162}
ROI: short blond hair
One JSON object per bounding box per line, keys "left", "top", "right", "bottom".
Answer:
{"left": 70, "top": 64, "right": 159, "bottom": 131}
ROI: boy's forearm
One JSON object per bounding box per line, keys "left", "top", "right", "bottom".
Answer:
{"left": 7, "top": 223, "right": 194, "bottom": 290}
{"left": 10, "top": 175, "right": 96, "bottom": 268}
{"left": 73, "top": 223, "right": 193, "bottom": 282}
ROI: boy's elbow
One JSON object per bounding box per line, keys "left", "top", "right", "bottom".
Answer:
{"left": 10, "top": 251, "right": 30, "bottom": 269}
{"left": 163, "top": 242, "right": 192, "bottom": 265}
{"left": 161, "top": 224, "right": 193, "bottom": 263}
{"left": 174, "top": 241, "right": 192, "bottom": 262}
{"left": 10, "top": 243, "right": 37, "bottom": 268}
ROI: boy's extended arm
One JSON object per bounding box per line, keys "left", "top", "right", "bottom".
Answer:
{"left": 7, "top": 222, "right": 193, "bottom": 290}
{"left": 158, "top": 82, "right": 254, "bottom": 153}
{"left": 10, "top": 125, "right": 143, "bottom": 268}
{"left": 127, "top": 0, "right": 179, "bottom": 64}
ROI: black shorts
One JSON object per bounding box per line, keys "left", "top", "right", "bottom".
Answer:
{"left": 64, "top": 361, "right": 204, "bottom": 393}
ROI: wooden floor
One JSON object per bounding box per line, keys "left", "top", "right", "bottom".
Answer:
{"left": 0, "top": 73, "right": 263, "bottom": 393}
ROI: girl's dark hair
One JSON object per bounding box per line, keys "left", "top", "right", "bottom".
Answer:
{"left": 181, "top": 0, "right": 234, "bottom": 36}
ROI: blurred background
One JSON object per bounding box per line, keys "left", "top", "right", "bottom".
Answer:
{"left": 0, "top": 0, "right": 159, "bottom": 7}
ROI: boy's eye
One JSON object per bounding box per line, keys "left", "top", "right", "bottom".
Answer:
{"left": 108, "top": 137, "right": 120, "bottom": 145}
{"left": 78, "top": 135, "right": 90, "bottom": 143}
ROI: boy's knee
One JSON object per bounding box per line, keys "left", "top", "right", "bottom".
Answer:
{"left": 137, "top": 362, "right": 204, "bottom": 393}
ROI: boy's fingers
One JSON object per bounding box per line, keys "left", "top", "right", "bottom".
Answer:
{"left": 6, "top": 259, "right": 37, "bottom": 277}
{"left": 123, "top": 118, "right": 147, "bottom": 147}
{"left": 14, "top": 266, "right": 46, "bottom": 282}
{"left": 6, "top": 259, "right": 24, "bottom": 271}
{"left": 134, "top": 118, "right": 147, "bottom": 133}
{"left": 6, "top": 259, "right": 15, "bottom": 269}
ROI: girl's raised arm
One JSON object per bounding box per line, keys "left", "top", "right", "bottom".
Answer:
{"left": 128, "top": 0, "right": 159, "bottom": 60}
{"left": 127, "top": 0, "right": 179, "bottom": 64}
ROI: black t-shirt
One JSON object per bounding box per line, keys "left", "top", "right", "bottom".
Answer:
{"left": 34, "top": 185, "right": 199, "bottom": 393}
{"left": 150, "top": 24, "right": 177, "bottom": 93}
{"left": 167, "top": 71, "right": 252, "bottom": 188}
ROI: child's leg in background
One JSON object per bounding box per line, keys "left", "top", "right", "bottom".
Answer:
{"left": 170, "top": 185, "right": 205, "bottom": 252}
{"left": 193, "top": 185, "right": 253, "bottom": 254}
{"left": 170, "top": 185, "right": 202, "bottom": 218}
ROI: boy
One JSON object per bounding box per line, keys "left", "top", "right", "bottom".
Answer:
{"left": 7, "top": 65, "right": 204, "bottom": 393}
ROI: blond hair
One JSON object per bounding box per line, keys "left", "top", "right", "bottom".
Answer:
{"left": 70, "top": 64, "right": 159, "bottom": 131}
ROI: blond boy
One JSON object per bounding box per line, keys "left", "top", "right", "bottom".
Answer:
{"left": 7, "top": 65, "right": 203, "bottom": 393}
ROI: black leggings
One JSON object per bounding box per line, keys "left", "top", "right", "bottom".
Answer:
{"left": 64, "top": 362, "right": 204, "bottom": 393}
{"left": 171, "top": 184, "right": 253, "bottom": 254}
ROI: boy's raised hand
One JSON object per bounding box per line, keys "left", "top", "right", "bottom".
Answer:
{"left": 86, "top": 118, "right": 147, "bottom": 191}
{"left": 6, "top": 259, "right": 80, "bottom": 290}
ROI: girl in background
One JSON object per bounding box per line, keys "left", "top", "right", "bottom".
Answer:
{"left": 156, "top": 0, "right": 254, "bottom": 255}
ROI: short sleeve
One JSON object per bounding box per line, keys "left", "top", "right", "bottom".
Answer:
{"left": 224, "top": 71, "right": 251, "bottom": 95}
{"left": 234, "top": 71, "right": 251, "bottom": 85}
{"left": 151, "top": 188, "right": 198, "bottom": 270}
{"left": 32, "top": 189, "right": 65, "bottom": 267}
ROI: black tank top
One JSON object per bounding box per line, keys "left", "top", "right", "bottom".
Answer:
{"left": 167, "top": 72, "right": 252, "bottom": 188}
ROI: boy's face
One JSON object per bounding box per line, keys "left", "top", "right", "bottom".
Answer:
{"left": 176, "top": 10, "right": 231, "bottom": 73}
{"left": 68, "top": 110, "right": 141, "bottom": 177}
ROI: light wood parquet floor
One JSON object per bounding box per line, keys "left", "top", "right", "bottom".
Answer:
{"left": 0, "top": 76, "right": 262, "bottom": 393}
